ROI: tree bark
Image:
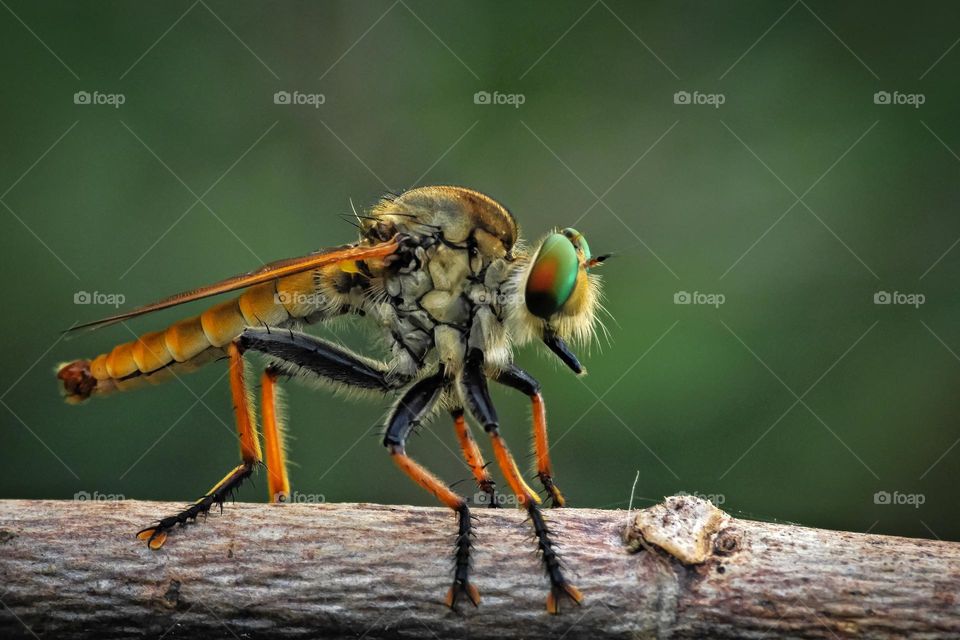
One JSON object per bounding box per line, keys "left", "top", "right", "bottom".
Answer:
{"left": 0, "top": 497, "right": 957, "bottom": 639}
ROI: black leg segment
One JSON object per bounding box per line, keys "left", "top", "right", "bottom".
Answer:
{"left": 460, "top": 348, "right": 498, "bottom": 431}
{"left": 383, "top": 370, "right": 445, "bottom": 447}
{"left": 382, "top": 370, "right": 480, "bottom": 609}
{"left": 494, "top": 364, "right": 566, "bottom": 507}
{"left": 460, "top": 351, "right": 582, "bottom": 612}
{"left": 238, "top": 327, "right": 396, "bottom": 391}
{"left": 493, "top": 364, "right": 540, "bottom": 396}
{"left": 137, "top": 461, "right": 254, "bottom": 549}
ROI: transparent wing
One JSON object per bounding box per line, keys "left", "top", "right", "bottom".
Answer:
{"left": 68, "top": 239, "right": 400, "bottom": 332}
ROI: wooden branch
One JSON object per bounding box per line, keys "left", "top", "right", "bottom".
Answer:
{"left": 0, "top": 497, "right": 957, "bottom": 639}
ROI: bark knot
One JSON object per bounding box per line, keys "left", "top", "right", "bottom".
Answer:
{"left": 625, "top": 495, "right": 728, "bottom": 564}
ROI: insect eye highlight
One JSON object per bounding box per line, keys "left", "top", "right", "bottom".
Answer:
{"left": 560, "top": 227, "right": 591, "bottom": 264}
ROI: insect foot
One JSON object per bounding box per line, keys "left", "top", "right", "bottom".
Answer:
{"left": 445, "top": 580, "right": 481, "bottom": 609}
{"left": 445, "top": 503, "right": 481, "bottom": 609}
{"left": 538, "top": 472, "right": 566, "bottom": 508}
{"left": 547, "top": 583, "right": 584, "bottom": 615}
{"left": 136, "top": 462, "right": 254, "bottom": 549}
{"left": 528, "top": 503, "right": 582, "bottom": 614}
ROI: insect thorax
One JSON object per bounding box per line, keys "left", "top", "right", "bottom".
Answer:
{"left": 360, "top": 186, "right": 522, "bottom": 380}
{"left": 376, "top": 242, "right": 517, "bottom": 379}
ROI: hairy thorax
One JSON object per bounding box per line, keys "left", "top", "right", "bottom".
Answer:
{"left": 350, "top": 186, "right": 523, "bottom": 381}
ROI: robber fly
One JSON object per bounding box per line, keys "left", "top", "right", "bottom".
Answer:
{"left": 57, "top": 186, "right": 609, "bottom": 613}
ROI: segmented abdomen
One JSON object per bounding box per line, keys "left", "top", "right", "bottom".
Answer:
{"left": 60, "top": 270, "right": 320, "bottom": 400}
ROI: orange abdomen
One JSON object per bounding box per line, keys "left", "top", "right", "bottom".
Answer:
{"left": 59, "top": 272, "right": 323, "bottom": 401}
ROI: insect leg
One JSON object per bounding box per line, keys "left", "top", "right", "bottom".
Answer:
{"left": 493, "top": 365, "right": 565, "bottom": 507}
{"left": 237, "top": 327, "right": 395, "bottom": 392}
{"left": 237, "top": 327, "right": 407, "bottom": 500}
{"left": 384, "top": 373, "right": 479, "bottom": 609}
{"left": 461, "top": 349, "right": 582, "bottom": 614}
{"left": 451, "top": 408, "right": 499, "bottom": 507}
{"left": 136, "top": 341, "right": 259, "bottom": 549}
{"left": 261, "top": 366, "right": 290, "bottom": 503}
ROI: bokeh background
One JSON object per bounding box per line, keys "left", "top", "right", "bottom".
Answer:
{"left": 2, "top": 1, "right": 958, "bottom": 541}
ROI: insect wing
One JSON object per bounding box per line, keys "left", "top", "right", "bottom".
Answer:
{"left": 69, "top": 239, "right": 400, "bottom": 332}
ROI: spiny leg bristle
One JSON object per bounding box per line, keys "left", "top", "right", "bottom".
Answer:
{"left": 135, "top": 463, "right": 253, "bottom": 550}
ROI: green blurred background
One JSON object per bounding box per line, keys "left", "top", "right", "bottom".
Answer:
{"left": 1, "top": 1, "right": 957, "bottom": 541}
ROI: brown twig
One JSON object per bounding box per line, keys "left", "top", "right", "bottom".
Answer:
{"left": 0, "top": 497, "right": 957, "bottom": 639}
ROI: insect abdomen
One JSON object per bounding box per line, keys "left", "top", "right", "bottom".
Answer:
{"left": 58, "top": 274, "right": 321, "bottom": 401}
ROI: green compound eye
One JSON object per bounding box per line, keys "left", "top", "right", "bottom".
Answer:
{"left": 525, "top": 233, "right": 580, "bottom": 319}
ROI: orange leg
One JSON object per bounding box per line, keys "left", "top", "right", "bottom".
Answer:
{"left": 489, "top": 431, "right": 540, "bottom": 507}
{"left": 489, "top": 430, "right": 581, "bottom": 613}
{"left": 261, "top": 367, "right": 290, "bottom": 503}
{"left": 391, "top": 447, "right": 464, "bottom": 510}
{"left": 494, "top": 366, "right": 565, "bottom": 507}
{"left": 384, "top": 372, "right": 479, "bottom": 608}
{"left": 462, "top": 349, "right": 581, "bottom": 614}
{"left": 228, "top": 342, "right": 262, "bottom": 463}
{"left": 137, "top": 342, "right": 261, "bottom": 549}
{"left": 390, "top": 446, "right": 479, "bottom": 608}
{"left": 451, "top": 409, "right": 498, "bottom": 506}
{"left": 531, "top": 393, "right": 564, "bottom": 507}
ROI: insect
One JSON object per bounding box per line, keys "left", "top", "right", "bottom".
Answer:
{"left": 57, "top": 185, "right": 609, "bottom": 613}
